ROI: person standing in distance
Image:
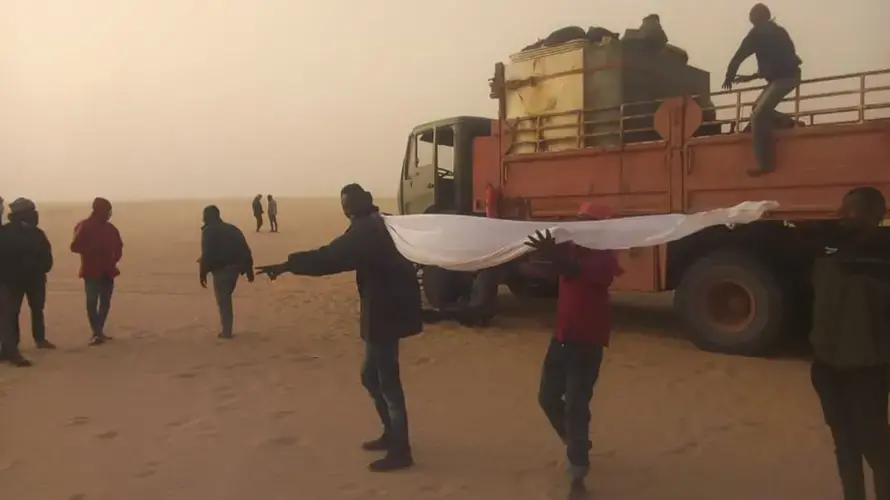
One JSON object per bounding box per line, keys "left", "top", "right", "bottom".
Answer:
{"left": 252, "top": 194, "right": 264, "bottom": 232}
{"left": 199, "top": 205, "right": 254, "bottom": 339}
{"left": 525, "top": 202, "right": 623, "bottom": 495}
{"left": 5, "top": 198, "right": 55, "bottom": 351}
{"left": 70, "top": 197, "right": 123, "bottom": 346}
{"left": 256, "top": 183, "right": 422, "bottom": 472}
{"left": 266, "top": 194, "right": 279, "bottom": 233}
{"left": 0, "top": 218, "right": 31, "bottom": 367}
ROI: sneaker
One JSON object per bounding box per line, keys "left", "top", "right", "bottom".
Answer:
{"left": 99, "top": 334, "right": 113, "bottom": 341}
{"left": 217, "top": 333, "right": 234, "bottom": 340}
{"left": 36, "top": 340, "right": 56, "bottom": 349}
{"left": 361, "top": 436, "right": 391, "bottom": 452}
{"left": 4, "top": 353, "right": 33, "bottom": 367}
{"left": 88, "top": 336, "right": 105, "bottom": 346}
{"left": 368, "top": 451, "right": 413, "bottom": 472}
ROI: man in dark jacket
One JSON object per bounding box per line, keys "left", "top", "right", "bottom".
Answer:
{"left": 199, "top": 205, "right": 254, "bottom": 339}
{"left": 0, "top": 221, "right": 32, "bottom": 367}
{"left": 5, "top": 198, "right": 55, "bottom": 351}
{"left": 70, "top": 197, "right": 123, "bottom": 346}
{"left": 256, "top": 183, "right": 422, "bottom": 472}
{"left": 805, "top": 186, "right": 890, "bottom": 500}
{"left": 252, "top": 195, "right": 264, "bottom": 232}
{"left": 723, "top": 3, "right": 802, "bottom": 176}
{"left": 525, "top": 203, "right": 623, "bottom": 495}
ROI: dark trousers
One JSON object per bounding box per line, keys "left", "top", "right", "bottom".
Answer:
{"left": 0, "top": 286, "right": 18, "bottom": 356}
{"left": 84, "top": 277, "right": 114, "bottom": 337}
{"left": 254, "top": 214, "right": 263, "bottom": 232}
{"left": 8, "top": 277, "right": 47, "bottom": 348}
{"left": 212, "top": 267, "right": 239, "bottom": 337}
{"left": 811, "top": 361, "right": 890, "bottom": 500}
{"left": 361, "top": 338, "right": 410, "bottom": 453}
{"left": 539, "top": 339, "right": 604, "bottom": 469}
{"left": 269, "top": 214, "right": 278, "bottom": 232}
{"left": 750, "top": 76, "right": 799, "bottom": 173}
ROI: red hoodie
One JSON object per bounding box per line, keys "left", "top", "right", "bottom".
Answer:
{"left": 70, "top": 198, "right": 123, "bottom": 279}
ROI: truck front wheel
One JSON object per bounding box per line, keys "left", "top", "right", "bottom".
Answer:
{"left": 674, "top": 250, "right": 786, "bottom": 356}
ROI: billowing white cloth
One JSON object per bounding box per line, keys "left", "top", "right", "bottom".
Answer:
{"left": 382, "top": 201, "right": 779, "bottom": 272}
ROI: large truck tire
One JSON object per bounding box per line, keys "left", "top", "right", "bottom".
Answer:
{"left": 674, "top": 250, "right": 786, "bottom": 356}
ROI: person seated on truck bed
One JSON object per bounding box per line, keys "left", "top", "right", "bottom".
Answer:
{"left": 804, "top": 186, "right": 890, "bottom": 500}
{"left": 524, "top": 202, "right": 623, "bottom": 495}
{"left": 722, "top": 3, "right": 802, "bottom": 176}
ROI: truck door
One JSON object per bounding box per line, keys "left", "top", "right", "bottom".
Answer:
{"left": 399, "top": 132, "right": 436, "bottom": 215}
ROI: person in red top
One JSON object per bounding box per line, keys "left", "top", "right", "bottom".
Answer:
{"left": 70, "top": 197, "right": 123, "bottom": 346}
{"left": 525, "top": 202, "right": 623, "bottom": 493}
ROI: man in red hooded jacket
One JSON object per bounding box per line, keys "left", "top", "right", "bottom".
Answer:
{"left": 525, "top": 202, "right": 623, "bottom": 494}
{"left": 70, "top": 197, "right": 123, "bottom": 346}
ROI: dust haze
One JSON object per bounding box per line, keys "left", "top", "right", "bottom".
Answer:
{"left": 2, "top": 0, "right": 888, "bottom": 202}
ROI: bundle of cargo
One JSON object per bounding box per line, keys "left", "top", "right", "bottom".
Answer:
{"left": 504, "top": 15, "right": 714, "bottom": 153}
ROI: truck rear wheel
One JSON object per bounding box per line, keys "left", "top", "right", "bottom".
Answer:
{"left": 674, "top": 250, "right": 786, "bottom": 356}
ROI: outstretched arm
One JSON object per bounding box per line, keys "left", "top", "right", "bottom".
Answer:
{"left": 257, "top": 220, "right": 368, "bottom": 280}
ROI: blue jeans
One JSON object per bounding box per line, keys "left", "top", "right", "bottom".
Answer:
{"left": 750, "top": 76, "right": 800, "bottom": 173}
{"left": 361, "top": 338, "right": 410, "bottom": 453}
{"left": 84, "top": 277, "right": 114, "bottom": 337}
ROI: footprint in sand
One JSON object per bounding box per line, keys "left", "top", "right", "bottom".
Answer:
{"left": 264, "top": 435, "right": 300, "bottom": 447}
{"left": 66, "top": 416, "right": 92, "bottom": 427}
{"left": 133, "top": 461, "right": 160, "bottom": 478}
{"left": 95, "top": 430, "right": 119, "bottom": 440}
{"left": 668, "top": 440, "right": 699, "bottom": 455}
{"left": 68, "top": 494, "right": 86, "bottom": 500}
{"left": 271, "top": 409, "right": 295, "bottom": 420}
{"left": 174, "top": 371, "right": 200, "bottom": 379}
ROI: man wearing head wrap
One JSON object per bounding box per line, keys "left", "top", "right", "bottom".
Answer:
{"left": 525, "top": 202, "right": 623, "bottom": 494}
{"left": 4, "top": 198, "right": 55, "bottom": 355}
{"left": 256, "top": 183, "right": 422, "bottom": 472}
{"left": 723, "top": 3, "right": 802, "bottom": 175}
{"left": 70, "top": 197, "right": 123, "bottom": 346}
{"left": 199, "top": 205, "right": 254, "bottom": 339}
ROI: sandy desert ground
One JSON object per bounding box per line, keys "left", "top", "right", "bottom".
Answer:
{"left": 0, "top": 198, "right": 853, "bottom": 500}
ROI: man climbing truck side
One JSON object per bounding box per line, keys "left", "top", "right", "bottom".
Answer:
{"left": 398, "top": 11, "right": 890, "bottom": 357}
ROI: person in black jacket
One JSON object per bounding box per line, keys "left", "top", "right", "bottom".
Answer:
{"left": 252, "top": 195, "right": 264, "bottom": 232}
{"left": 199, "top": 205, "right": 254, "bottom": 339}
{"left": 0, "top": 220, "right": 32, "bottom": 367}
{"left": 5, "top": 198, "right": 55, "bottom": 354}
{"left": 256, "top": 184, "right": 422, "bottom": 472}
{"left": 723, "top": 3, "right": 802, "bottom": 176}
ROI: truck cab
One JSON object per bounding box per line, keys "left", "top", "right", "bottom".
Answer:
{"left": 397, "top": 117, "right": 491, "bottom": 216}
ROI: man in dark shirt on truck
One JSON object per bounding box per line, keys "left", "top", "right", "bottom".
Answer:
{"left": 723, "top": 3, "right": 802, "bottom": 176}
{"left": 525, "top": 203, "right": 623, "bottom": 494}
{"left": 805, "top": 186, "right": 890, "bottom": 500}
{"left": 256, "top": 184, "right": 422, "bottom": 472}
{"left": 199, "top": 205, "right": 254, "bottom": 339}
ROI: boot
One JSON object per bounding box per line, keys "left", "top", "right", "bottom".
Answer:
{"left": 368, "top": 449, "right": 413, "bottom": 472}
{"left": 1, "top": 350, "right": 32, "bottom": 367}
{"left": 361, "top": 435, "right": 391, "bottom": 452}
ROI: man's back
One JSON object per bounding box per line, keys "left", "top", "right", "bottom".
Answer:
{"left": 744, "top": 21, "right": 800, "bottom": 80}
{"left": 202, "top": 221, "right": 252, "bottom": 273}
{"left": 4, "top": 221, "right": 52, "bottom": 284}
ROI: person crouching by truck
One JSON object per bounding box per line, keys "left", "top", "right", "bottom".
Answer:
{"left": 524, "top": 203, "right": 623, "bottom": 494}
{"left": 805, "top": 186, "right": 890, "bottom": 500}
{"left": 722, "top": 3, "right": 802, "bottom": 176}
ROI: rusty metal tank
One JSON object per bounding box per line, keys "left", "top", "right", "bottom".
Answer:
{"left": 504, "top": 38, "right": 714, "bottom": 153}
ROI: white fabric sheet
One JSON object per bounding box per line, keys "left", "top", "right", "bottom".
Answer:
{"left": 382, "top": 201, "right": 779, "bottom": 272}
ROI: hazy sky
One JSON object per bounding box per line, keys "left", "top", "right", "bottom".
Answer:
{"left": 2, "top": 0, "right": 888, "bottom": 201}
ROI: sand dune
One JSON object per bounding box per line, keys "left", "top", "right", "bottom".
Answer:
{"left": 0, "top": 199, "right": 842, "bottom": 499}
